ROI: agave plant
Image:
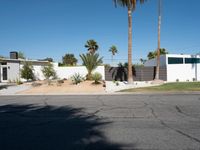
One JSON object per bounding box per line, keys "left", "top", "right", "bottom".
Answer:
{"left": 92, "top": 72, "right": 102, "bottom": 84}
{"left": 71, "top": 73, "right": 84, "bottom": 85}
{"left": 80, "top": 53, "right": 103, "bottom": 80}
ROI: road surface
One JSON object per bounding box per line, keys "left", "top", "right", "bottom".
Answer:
{"left": 0, "top": 94, "right": 200, "bottom": 150}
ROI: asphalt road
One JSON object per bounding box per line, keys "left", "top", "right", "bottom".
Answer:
{"left": 0, "top": 94, "right": 200, "bottom": 150}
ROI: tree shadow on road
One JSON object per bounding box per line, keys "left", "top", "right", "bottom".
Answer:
{"left": 0, "top": 104, "right": 135, "bottom": 150}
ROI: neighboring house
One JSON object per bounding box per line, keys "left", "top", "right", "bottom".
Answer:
{"left": 145, "top": 54, "right": 200, "bottom": 82}
{"left": 0, "top": 52, "right": 105, "bottom": 83}
{"left": 0, "top": 52, "right": 49, "bottom": 82}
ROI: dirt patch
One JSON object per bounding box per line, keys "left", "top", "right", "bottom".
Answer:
{"left": 18, "top": 80, "right": 105, "bottom": 94}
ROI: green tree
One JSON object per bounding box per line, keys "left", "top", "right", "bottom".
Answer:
{"left": 80, "top": 53, "right": 103, "bottom": 80}
{"left": 18, "top": 51, "right": 26, "bottom": 59}
{"left": 21, "top": 62, "right": 34, "bottom": 81}
{"left": 62, "top": 54, "right": 78, "bottom": 66}
{"left": 42, "top": 57, "right": 54, "bottom": 62}
{"left": 147, "top": 48, "right": 168, "bottom": 60}
{"left": 41, "top": 63, "right": 57, "bottom": 80}
{"left": 113, "top": 0, "right": 147, "bottom": 83}
{"left": 85, "top": 39, "right": 99, "bottom": 54}
{"left": 109, "top": 45, "right": 118, "bottom": 63}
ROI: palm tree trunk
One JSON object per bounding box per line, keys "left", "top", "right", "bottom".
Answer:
{"left": 128, "top": 6, "right": 133, "bottom": 83}
{"left": 155, "top": 0, "right": 161, "bottom": 80}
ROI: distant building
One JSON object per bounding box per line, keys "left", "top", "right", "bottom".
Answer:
{"left": 144, "top": 54, "right": 200, "bottom": 82}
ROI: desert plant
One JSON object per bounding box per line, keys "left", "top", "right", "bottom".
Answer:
{"left": 42, "top": 63, "right": 57, "bottom": 80}
{"left": 71, "top": 73, "right": 84, "bottom": 85}
{"left": 92, "top": 72, "right": 102, "bottom": 84}
{"left": 21, "top": 61, "right": 34, "bottom": 81}
{"left": 80, "top": 53, "right": 103, "bottom": 80}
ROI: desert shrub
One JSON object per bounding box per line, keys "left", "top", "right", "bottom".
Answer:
{"left": 71, "top": 73, "right": 84, "bottom": 85}
{"left": 21, "top": 62, "right": 34, "bottom": 81}
{"left": 42, "top": 63, "right": 57, "bottom": 80}
{"left": 92, "top": 72, "right": 102, "bottom": 84}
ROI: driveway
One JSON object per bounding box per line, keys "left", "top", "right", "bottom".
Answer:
{"left": 0, "top": 94, "right": 200, "bottom": 150}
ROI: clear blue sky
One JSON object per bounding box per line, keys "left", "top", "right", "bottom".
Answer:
{"left": 0, "top": 0, "right": 200, "bottom": 64}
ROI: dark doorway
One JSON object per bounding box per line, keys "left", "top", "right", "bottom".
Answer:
{"left": 2, "top": 67, "right": 7, "bottom": 81}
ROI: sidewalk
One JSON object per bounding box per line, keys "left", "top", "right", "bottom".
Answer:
{"left": 0, "top": 84, "right": 31, "bottom": 95}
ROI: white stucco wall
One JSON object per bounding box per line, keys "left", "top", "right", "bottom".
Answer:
{"left": 8, "top": 62, "right": 20, "bottom": 81}
{"left": 53, "top": 63, "right": 105, "bottom": 80}
{"left": 20, "top": 63, "right": 105, "bottom": 81}
{"left": 167, "top": 64, "right": 197, "bottom": 82}
{"left": 20, "top": 64, "right": 46, "bottom": 81}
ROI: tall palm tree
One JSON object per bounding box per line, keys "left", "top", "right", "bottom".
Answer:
{"left": 155, "top": 0, "right": 162, "bottom": 80}
{"left": 113, "top": 0, "right": 147, "bottom": 83}
{"left": 109, "top": 45, "right": 118, "bottom": 63}
{"left": 85, "top": 39, "right": 99, "bottom": 54}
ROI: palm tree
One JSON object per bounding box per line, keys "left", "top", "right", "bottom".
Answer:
{"left": 85, "top": 39, "right": 99, "bottom": 54}
{"left": 80, "top": 53, "right": 103, "bottom": 80}
{"left": 109, "top": 45, "right": 118, "bottom": 64}
{"left": 155, "top": 0, "right": 162, "bottom": 80}
{"left": 113, "top": 0, "right": 147, "bottom": 83}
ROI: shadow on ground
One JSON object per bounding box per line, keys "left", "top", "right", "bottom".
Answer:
{"left": 0, "top": 85, "right": 10, "bottom": 90}
{"left": 0, "top": 104, "right": 133, "bottom": 150}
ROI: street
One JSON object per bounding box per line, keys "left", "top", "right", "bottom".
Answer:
{"left": 0, "top": 94, "right": 200, "bottom": 150}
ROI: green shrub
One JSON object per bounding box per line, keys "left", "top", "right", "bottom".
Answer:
{"left": 71, "top": 73, "right": 84, "bottom": 85}
{"left": 21, "top": 62, "right": 34, "bottom": 81}
{"left": 42, "top": 63, "right": 57, "bottom": 80}
{"left": 92, "top": 72, "right": 102, "bottom": 84}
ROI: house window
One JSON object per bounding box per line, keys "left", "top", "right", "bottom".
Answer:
{"left": 168, "top": 57, "right": 183, "bottom": 64}
{"left": 185, "top": 58, "right": 200, "bottom": 64}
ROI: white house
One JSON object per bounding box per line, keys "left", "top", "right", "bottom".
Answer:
{"left": 144, "top": 54, "right": 200, "bottom": 82}
{"left": 0, "top": 52, "right": 105, "bottom": 83}
{"left": 0, "top": 52, "right": 49, "bottom": 82}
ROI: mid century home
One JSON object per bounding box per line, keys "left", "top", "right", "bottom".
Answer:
{"left": 0, "top": 52, "right": 105, "bottom": 83}
{"left": 144, "top": 54, "right": 200, "bottom": 82}
{"left": 0, "top": 52, "right": 49, "bottom": 82}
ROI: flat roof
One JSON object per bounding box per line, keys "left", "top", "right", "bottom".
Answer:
{"left": 0, "top": 58, "right": 49, "bottom": 63}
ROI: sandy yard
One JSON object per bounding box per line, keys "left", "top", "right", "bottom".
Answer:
{"left": 18, "top": 80, "right": 105, "bottom": 94}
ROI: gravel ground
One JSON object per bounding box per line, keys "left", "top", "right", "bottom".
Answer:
{"left": 105, "top": 81, "right": 161, "bottom": 92}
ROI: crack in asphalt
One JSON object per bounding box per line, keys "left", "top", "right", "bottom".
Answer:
{"left": 175, "top": 105, "right": 200, "bottom": 120}
{"left": 149, "top": 105, "right": 200, "bottom": 144}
